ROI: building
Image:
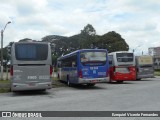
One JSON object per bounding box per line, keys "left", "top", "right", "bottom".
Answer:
{"left": 148, "top": 47, "right": 160, "bottom": 69}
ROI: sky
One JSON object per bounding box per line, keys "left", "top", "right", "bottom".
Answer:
{"left": 0, "top": 0, "right": 160, "bottom": 55}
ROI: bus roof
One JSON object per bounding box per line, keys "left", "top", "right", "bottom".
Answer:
{"left": 14, "top": 41, "right": 50, "bottom": 45}
{"left": 108, "top": 51, "right": 133, "bottom": 55}
{"left": 58, "top": 49, "right": 108, "bottom": 61}
{"left": 135, "top": 55, "right": 153, "bottom": 58}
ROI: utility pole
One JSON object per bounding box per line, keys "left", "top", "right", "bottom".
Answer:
{"left": 1, "top": 21, "right": 11, "bottom": 80}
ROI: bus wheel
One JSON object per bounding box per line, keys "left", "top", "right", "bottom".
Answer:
{"left": 117, "top": 81, "right": 123, "bottom": 83}
{"left": 137, "top": 78, "right": 141, "bottom": 80}
{"left": 109, "top": 76, "right": 112, "bottom": 83}
{"left": 87, "top": 83, "right": 95, "bottom": 87}
{"left": 67, "top": 76, "right": 72, "bottom": 87}
{"left": 67, "top": 80, "right": 72, "bottom": 87}
{"left": 57, "top": 73, "right": 60, "bottom": 80}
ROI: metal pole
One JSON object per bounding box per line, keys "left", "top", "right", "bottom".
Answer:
{"left": 1, "top": 30, "right": 3, "bottom": 80}
{"left": 0, "top": 21, "right": 11, "bottom": 80}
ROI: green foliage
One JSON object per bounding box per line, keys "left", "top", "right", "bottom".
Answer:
{"left": 155, "top": 71, "right": 160, "bottom": 76}
{"left": 42, "top": 24, "right": 129, "bottom": 65}
{"left": 1, "top": 24, "right": 129, "bottom": 66}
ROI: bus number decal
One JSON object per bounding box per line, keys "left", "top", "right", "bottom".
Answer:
{"left": 39, "top": 76, "right": 50, "bottom": 79}
{"left": 28, "top": 76, "right": 37, "bottom": 79}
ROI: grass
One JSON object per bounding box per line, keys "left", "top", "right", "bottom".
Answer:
{"left": 52, "top": 77, "right": 66, "bottom": 88}
{"left": 0, "top": 77, "right": 66, "bottom": 93}
{"left": 0, "top": 79, "right": 11, "bottom": 93}
{"left": 0, "top": 88, "right": 10, "bottom": 93}
{"left": 0, "top": 79, "right": 10, "bottom": 83}
{"left": 155, "top": 71, "right": 160, "bottom": 76}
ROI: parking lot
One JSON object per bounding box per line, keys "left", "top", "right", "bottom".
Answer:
{"left": 0, "top": 77, "right": 160, "bottom": 120}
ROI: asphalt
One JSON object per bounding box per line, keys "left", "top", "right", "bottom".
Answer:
{"left": 0, "top": 77, "right": 160, "bottom": 120}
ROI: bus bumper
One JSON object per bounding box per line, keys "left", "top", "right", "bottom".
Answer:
{"left": 78, "top": 77, "right": 109, "bottom": 84}
{"left": 11, "top": 82, "right": 52, "bottom": 91}
{"left": 137, "top": 74, "right": 154, "bottom": 79}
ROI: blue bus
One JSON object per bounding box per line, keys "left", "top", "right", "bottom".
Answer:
{"left": 57, "top": 49, "right": 109, "bottom": 86}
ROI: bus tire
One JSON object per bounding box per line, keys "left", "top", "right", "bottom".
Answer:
{"left": 67, "top": 80, "right": 72, "bottom": 87}
{"left": 117, "top": 81, "right": 123, "bottom": 83}
{"left": 87, "top": 83, "right": 95, "bottom": 87}
{"left": 136, "top": 78, "right": 141, "bottom": 80}
{"left": 57, "top": 73, "right": 60, "bottom": 80}
{"left": 39, "top": 89, "right": 46, "bottom": 92}
{"left": 109, "top": 75, "right": 112, "bottom": 83}
{"left": 67, "top": 76, "right": 72, "bottom": 87}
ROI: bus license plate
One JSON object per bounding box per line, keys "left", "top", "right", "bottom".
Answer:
{"left": 28, "top": 83, "right": 36, "bottom": 86}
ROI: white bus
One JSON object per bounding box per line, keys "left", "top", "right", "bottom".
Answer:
{"left": 108, "top": 51, "right": 136, "bottom": 83}
{"left": 10, "top": 41, "right": 52, "bottom": 92}
{"left": 135, "top": 55, "right": 154, "bottom": 80}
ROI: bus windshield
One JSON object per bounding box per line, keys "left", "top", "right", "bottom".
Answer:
{"left": 15, "top": 43, "right": 48, "bottom": 61}
{"left": 80, "top": 51, "right": 106, "bottom": 66}
{"left": 116, "top": 53, "right": 133, "bottom": 62}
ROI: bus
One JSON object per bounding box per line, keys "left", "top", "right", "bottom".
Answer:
{"left": 57, "top": 49, "right": 110, "bottom": 86}
{"left": 10, "top": 41, "right": 52, "bottom": 92}
{"left": 108, "top": 51, "right": 136, "bottom": 83}
{"left": 135, "top": 55, "right": 154, "bottom": 80}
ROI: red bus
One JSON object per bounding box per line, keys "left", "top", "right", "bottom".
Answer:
{"left": 108, "top": 51, "right": 136, "bottom": 83}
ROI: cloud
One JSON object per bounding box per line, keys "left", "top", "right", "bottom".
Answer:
{"left": 0, "top": 0, "right": 159, "bottom": 56}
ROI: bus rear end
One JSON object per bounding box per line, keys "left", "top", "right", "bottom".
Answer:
{"left": 10, "top": 42, "right": 52, "bottom": 91}
{"left": 136, "top": 56, "right": 154, "bottom": 80}
{"left": 78, "top": 50, "right": 109, "bottom": 85}
{"left": 109, "top": 52, "right": 136, "bottom": 82}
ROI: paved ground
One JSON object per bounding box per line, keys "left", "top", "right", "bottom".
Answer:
{"left": 0, "top": 77, "right": 160, "bottom": 120}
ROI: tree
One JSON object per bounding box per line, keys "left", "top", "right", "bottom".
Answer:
{"left": 81, "top": 24, "right": 96, "bottom": 36}
{"left": 3, "top": 24, "right": 129, "bottom": 65}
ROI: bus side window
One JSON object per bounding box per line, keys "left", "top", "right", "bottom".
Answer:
{"left": 72, "top": 62, "right": 76, "bottom": 67}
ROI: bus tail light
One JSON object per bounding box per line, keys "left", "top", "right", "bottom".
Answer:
{"left": 79, "top": 70, "right": 83, "bottom": 78}
{"left": 50, "top": 65, "right": 53, "bottom": 75}
{"left": 129, "top": 66, "right": 136, "bottom": 71}
{"left": 10, "top": 66, "right": 13, "bottom": 76}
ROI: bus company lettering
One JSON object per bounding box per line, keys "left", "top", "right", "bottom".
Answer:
{"left": 27, "top": 76, "right": 50, "bottom": 80}
{"left": 98, "top": 72, "right": 106, "bottom": 76}
{"left": 39, "top": 75, "right": 50, "bottom": 79}
{"left": 28, "top": 76, "right": 37, "bottom": 79}
{"left": 90, "top": 67, "right": 98, "bottom": 70}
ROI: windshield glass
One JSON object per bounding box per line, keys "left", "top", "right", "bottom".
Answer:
{"left": 80, "top": 51, "right": 107, "bottom": 66}
{"left": 138, "top": 56, "right": 153, "bottom": 65}
{"left": 15, "top": 43, "right": 48, "bottom": 61}
{"left": 116, "top": 53, "right": 133, "bottom": 62}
